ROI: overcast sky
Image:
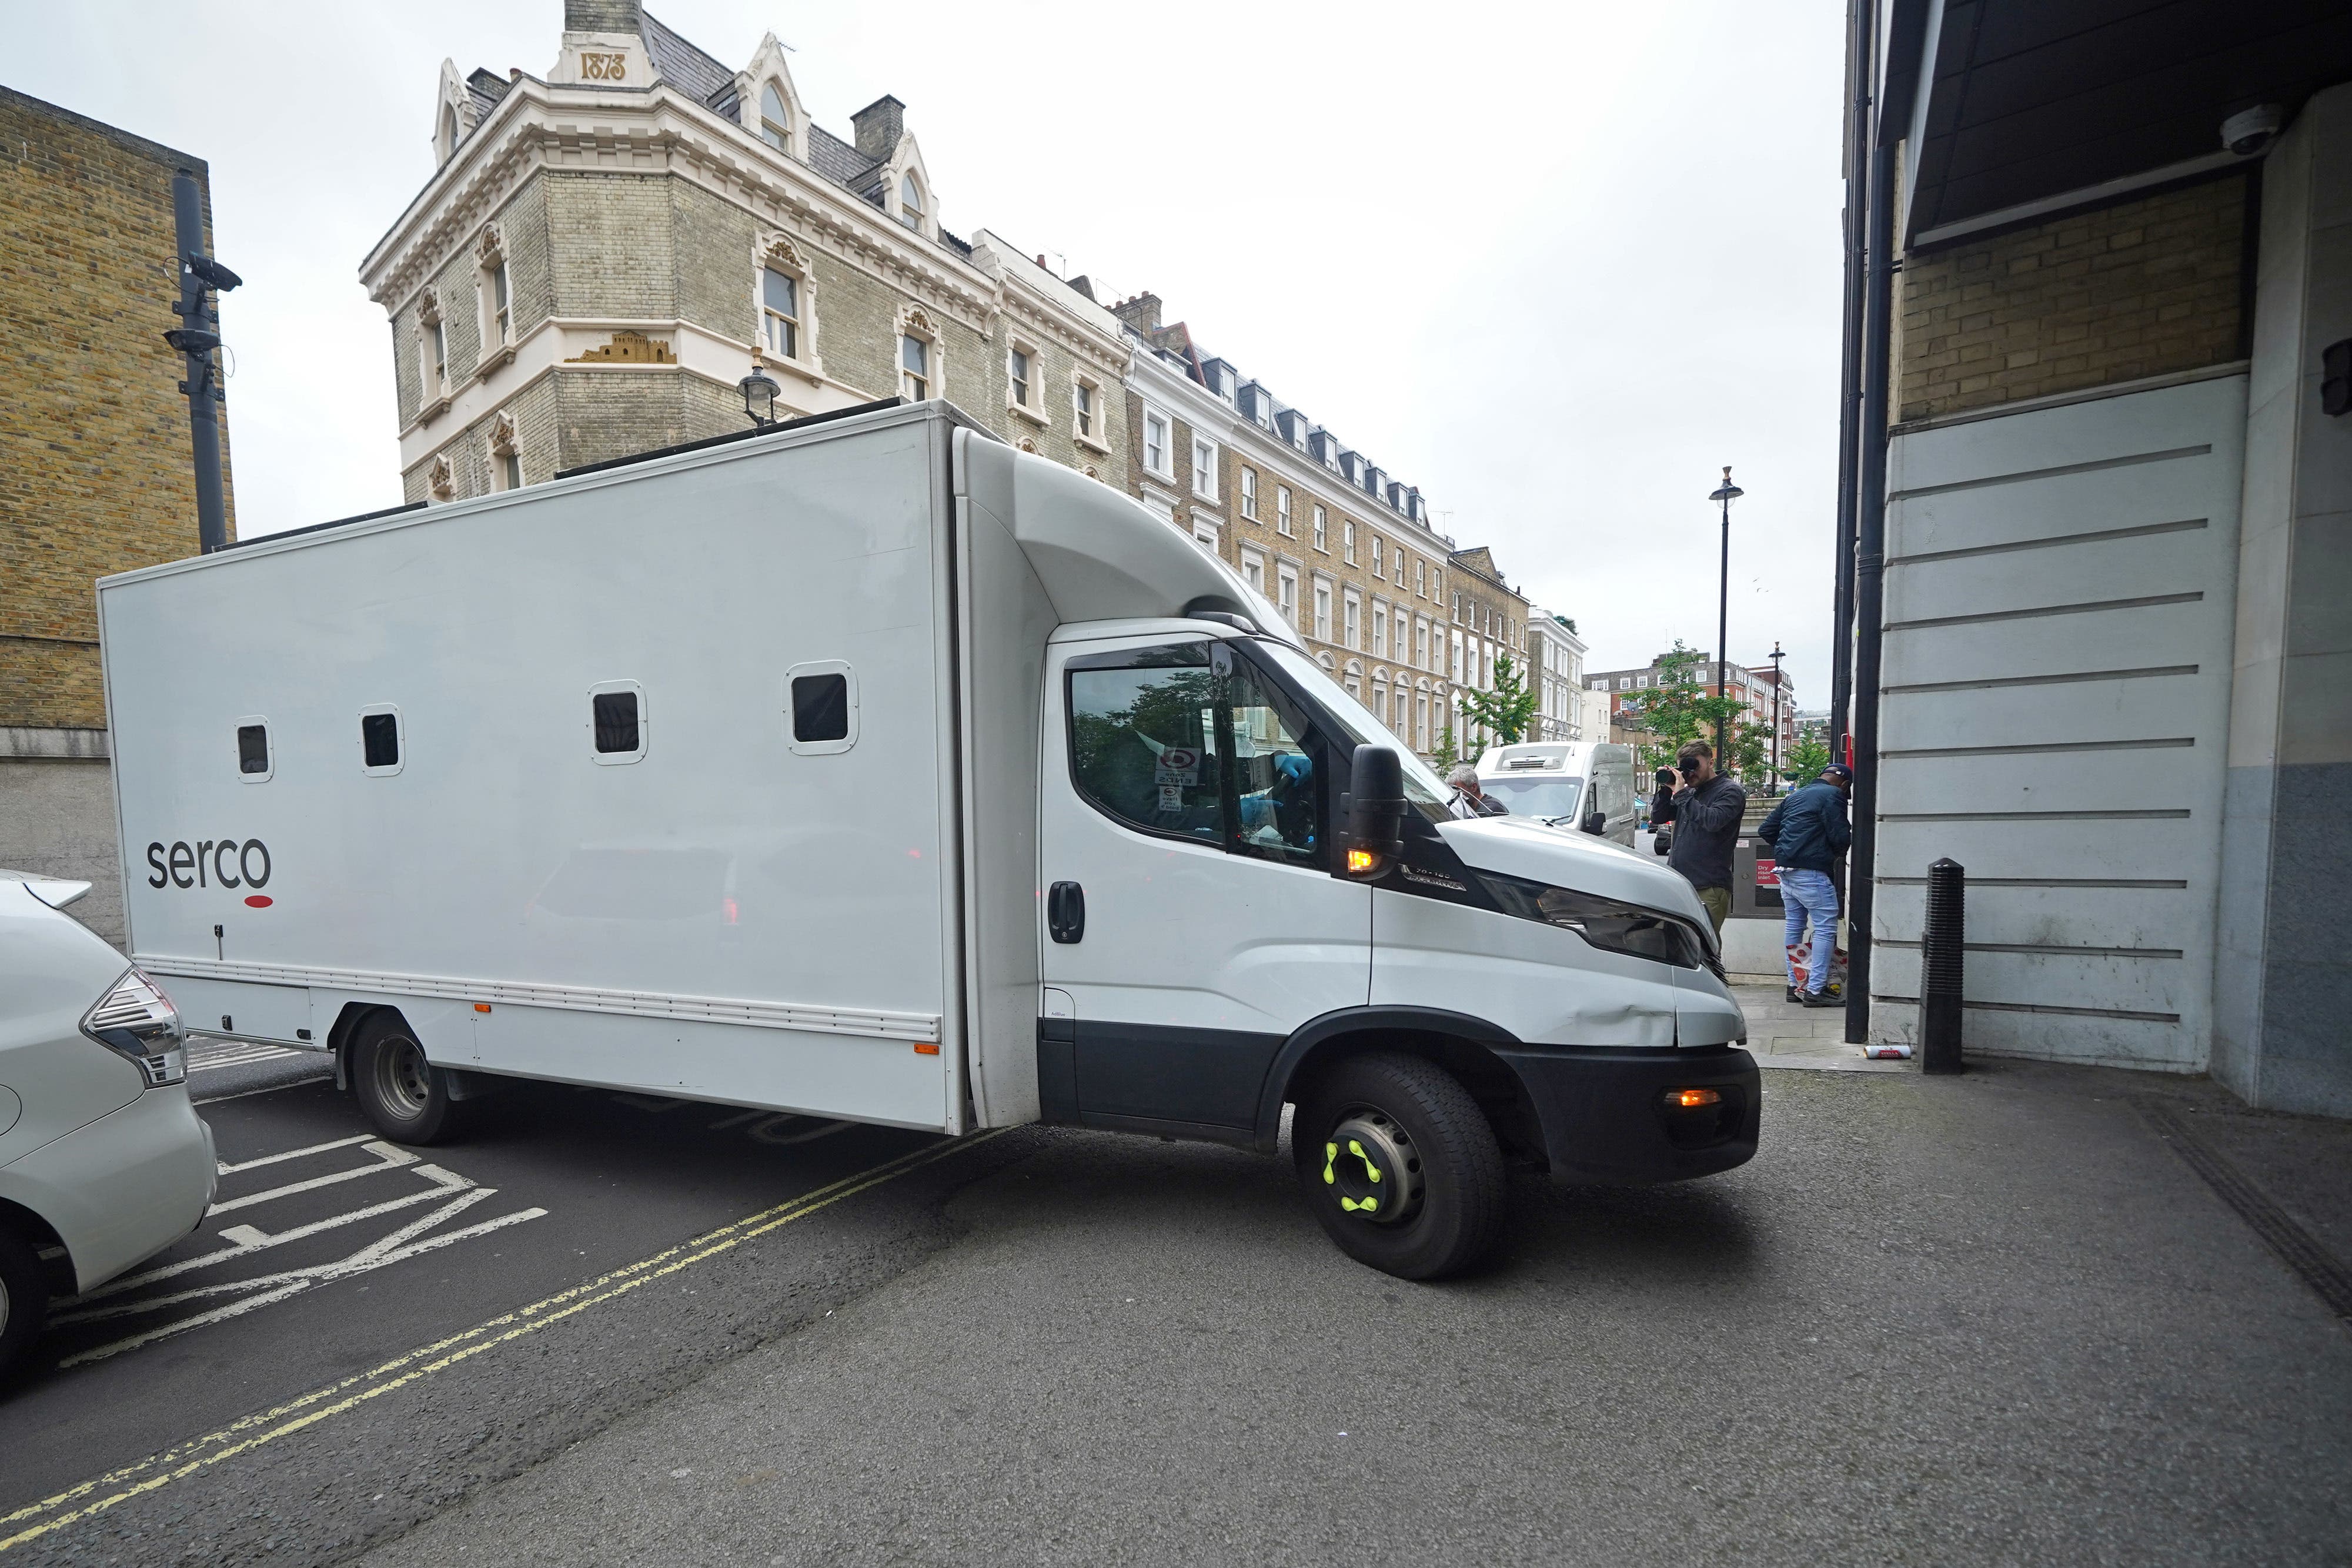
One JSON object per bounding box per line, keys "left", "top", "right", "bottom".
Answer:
{"left": 16, "top": 0, "right": 1846, "bottom": 702}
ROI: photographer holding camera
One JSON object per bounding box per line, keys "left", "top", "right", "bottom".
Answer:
{"left": 1658, "top": 741, "right": 1745, "bottom": 932}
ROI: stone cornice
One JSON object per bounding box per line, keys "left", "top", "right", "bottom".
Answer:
{"left": 362, "top": 80, "right": 1023, "bottom": 339}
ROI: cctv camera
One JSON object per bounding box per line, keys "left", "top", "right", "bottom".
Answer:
{"left": 185, "top": 254, "right": 243, "bottom": 292}
{"left": 2221, "top": 105, "right": 2284, "bottom": 157}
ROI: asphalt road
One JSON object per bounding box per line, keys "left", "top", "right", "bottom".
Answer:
{"left": 0, "top": 1068, "right": 971, "bottom": 1530}
{"left": 5, "top": 1058, "right": 2348, "bottom": 1566}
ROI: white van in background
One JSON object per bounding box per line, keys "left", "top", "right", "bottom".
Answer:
{"left": 1476, "top": 742, "right": 1640, "bottom": 846}
{"left": 98, "top": 402, "right": 1754, "bottom": 1281}
{"left": 0, "top": 874, "right": 216, "bottom": 1376}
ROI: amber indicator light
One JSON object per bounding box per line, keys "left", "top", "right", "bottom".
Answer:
{"left": 1665, "top": 1087, "right": 1722, "bottom": 1109}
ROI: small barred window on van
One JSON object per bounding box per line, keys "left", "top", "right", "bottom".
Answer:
{"left": 594, "top": 691, "right": 640, "bottom": 754}
{"left": 792, "top": 674, "right": 848, "bottom": 743}
{"left": 361, "top": 713, "right": 400, "bottom": 768}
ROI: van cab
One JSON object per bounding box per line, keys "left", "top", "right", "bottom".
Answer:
{"left": 1475, "top": 741, "right": 1639, "bottom": 845}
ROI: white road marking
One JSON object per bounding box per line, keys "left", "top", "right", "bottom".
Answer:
{"left": 216, "top": 1133, "right": 376, "bottom": 1175}
{"left": 188, "top": 1041, "right": 303, "bottom": 1072}
{"left": 52, "top": 1135, "right": 547, "bottom": 1366}
{"left": 70, "top": 1165, "right": 476, "bottom": 1302}
{"left": 207, "top": 1140, "right": 417, "bottom": 1213}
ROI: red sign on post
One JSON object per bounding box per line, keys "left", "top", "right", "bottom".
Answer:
{"left": 1755, "top": 857, "right": 1779, "bottom": 889}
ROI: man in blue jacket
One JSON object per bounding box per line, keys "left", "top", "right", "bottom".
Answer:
{"left": 1758, "top": 764, "right": 1853, "bottom": 1007}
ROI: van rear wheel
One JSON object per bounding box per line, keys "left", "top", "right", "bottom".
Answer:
{"left": 351, "top": 1012, "right": 462, "bottom": 1145}
{"left": 1292, "top": 1052, "right": 1505, "bottom": 1281}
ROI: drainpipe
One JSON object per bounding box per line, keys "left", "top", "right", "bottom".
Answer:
{"left": 1842, "top": 135, "right": 1896, "bottom": 1047}
{"left": 1828, "top": 0, "right": 1872, "bottom": 749}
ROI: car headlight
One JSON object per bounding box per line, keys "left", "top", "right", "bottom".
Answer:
{"left": 1477, "top": 873, "right": 1713, "bottom": 971}
{"left": 81, "top": 967, "right": 187, "bottom": 1086}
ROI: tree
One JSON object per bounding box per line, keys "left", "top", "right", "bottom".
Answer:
{"left": 1459, "top": 653, "right": 1540, "bottom": 747}
{"left": 1730, "top": 719, "right": 1773, "bottom": 791}
{"left": 1619, "top": 641, "right": 1748, "bottom": 774}
{"left": 1783, "top": 733, "right": 1832, "bottom": 786}
{"left": 1431, "top": 723, "right": 1460, "bottom": 773}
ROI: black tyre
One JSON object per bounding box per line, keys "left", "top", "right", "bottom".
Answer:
{"left": 1292, "top": 1052, "right": 1506, "bottom": 1281}
{"left": 350, "top": 1012, "right": 463, "bottom": 1145}
{"left": 0, "top": 1226, "right": 51, "bottom": 1380}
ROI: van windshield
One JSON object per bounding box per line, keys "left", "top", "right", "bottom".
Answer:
{"left": 1481, "top": 775, "right": 1583, "bottom": 820}
{"left": 1254, "top": 641, "right": 1456, "bottom": 822}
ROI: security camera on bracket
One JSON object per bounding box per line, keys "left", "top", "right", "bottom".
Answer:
{"left": 2221, "top": 105, "right": 2284, "bottom": 157}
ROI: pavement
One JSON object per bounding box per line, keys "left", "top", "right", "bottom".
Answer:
{"left": 1728, "top": 980, "right": 1916, "bottom": 1072}
{"left": 6, "top": 1045, "right": 2347, "bottom": 1566}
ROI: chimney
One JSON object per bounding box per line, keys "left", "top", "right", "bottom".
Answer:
{"left": 1065, "top": 275, "right": 1097, "bottom": 301}
{"left": 564, "top": 0, "right": 641, "bottom": 32}
{"left": 851, "top": 96, "right": 905, "bottom": 161}
{"left": 1111, "top": 292, "right": 1161, "bottom": 333}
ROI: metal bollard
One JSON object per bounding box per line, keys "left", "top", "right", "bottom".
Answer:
{"left": 1920, "top": 857, "right": 1965, "bottom": 1074}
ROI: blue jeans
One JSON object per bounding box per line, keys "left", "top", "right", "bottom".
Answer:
{"left": 1780, "top": 868, "right": 1839, "bottom": 994}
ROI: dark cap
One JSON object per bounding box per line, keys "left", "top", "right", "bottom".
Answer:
{"left": 1820, "top": 763, "right": 1852, "bottom": 783}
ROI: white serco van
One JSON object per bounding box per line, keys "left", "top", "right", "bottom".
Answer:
{"left": 0, "top": 874, "right": 215, "bottom": 1373}
{"left": 1476, "top": 741, "right": 1641, "bottom": 845}
{"left": 99, "top": 402, "right": 1755, "bottom": 1279}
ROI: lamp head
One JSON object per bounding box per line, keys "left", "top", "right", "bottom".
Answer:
{"left": 739, "top": 363, "right": 781, "bottom": 427}
{"left": 1709, "top": 464, "right": 1744, "bottom": 504}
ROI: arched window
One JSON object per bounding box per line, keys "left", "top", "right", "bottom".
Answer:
{"left": 759, "top": 83, "right": 790, "bottom": 152}
{"left": 899, "top": 173, "right": 925, "bottom": 232}
{"left": 439, "top": 105, "right": 459, "bottom": 162}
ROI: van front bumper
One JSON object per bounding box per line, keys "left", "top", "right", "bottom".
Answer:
{"left": 1496, "top": 1043, "right": 1760, "bottom": 1184}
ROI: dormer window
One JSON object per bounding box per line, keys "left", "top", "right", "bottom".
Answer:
{"left": 899, "top": 174, "right": 925, "bottom": 232}
{"left": 760, "top": 83, "right": 791, "bottom": 153}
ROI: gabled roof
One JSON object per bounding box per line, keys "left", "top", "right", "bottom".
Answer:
{"left": 449, "top": 11, "right": 975, "bottom": 260}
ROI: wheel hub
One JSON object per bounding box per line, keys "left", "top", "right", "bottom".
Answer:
{"left": 1320, "top": 1109, "right": 1425, "bottom": 1225}
{"left": 375, "top": 1035, "right": 432, "bottom": 1120}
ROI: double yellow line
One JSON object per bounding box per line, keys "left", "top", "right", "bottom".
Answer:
{"left": 0, "top": 1129, "right": 1005, "bottom": 1554}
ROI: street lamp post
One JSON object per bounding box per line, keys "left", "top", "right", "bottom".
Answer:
{"left": 1768, "top": 641, "right": 1786, "bottom": 793}
{"left": 1708, "top": 466, "right": 1743, "bottom": 763}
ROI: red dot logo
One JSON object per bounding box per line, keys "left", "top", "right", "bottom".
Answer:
{"left": 244, "top": 894, "right": 273, "bottom": 908}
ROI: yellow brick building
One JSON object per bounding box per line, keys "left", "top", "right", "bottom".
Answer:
{"left": 1, "top": 86, "right": 232, "bottom": 942}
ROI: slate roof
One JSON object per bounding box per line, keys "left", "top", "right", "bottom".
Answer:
{"left": 640, "top": 11, "right": 736, "bottom": 108}
{"left": 465, "top": 68, "right": 510, "bottom": 127}
{"left": 610, "top": 12, "right": 974, "bottom": 258}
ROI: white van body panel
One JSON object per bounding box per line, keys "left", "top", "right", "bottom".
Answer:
{"left": 102, "top": 409, "right": 970, "bottom": 1131}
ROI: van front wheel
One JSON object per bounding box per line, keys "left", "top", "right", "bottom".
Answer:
{"left": 1292, "top": 1052, "right": 1505, "bottom": 1280}
{"left": 351, "top": 1013, "right": 462, "bottom": 1145}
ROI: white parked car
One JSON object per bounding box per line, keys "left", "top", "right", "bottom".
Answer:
{"left": 0, "top": 873, "right": 216, "bottom": 1377}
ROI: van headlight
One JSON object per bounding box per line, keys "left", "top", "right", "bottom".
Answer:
{"left": 81, "top": 967, "right": 186, "bottom": 1086}
{"left": 1477, "top": 873, "right": 1713, "bottom": 971}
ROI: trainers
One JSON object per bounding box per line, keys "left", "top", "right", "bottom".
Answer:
{"left": 1785, "top": 986, "right": 1802, "bottom": 1004}
{"left": 1799, "top": 990, "right": 1840, "bottom": 1008}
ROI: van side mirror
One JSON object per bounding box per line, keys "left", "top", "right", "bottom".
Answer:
{"left": 1338, "top": 744, "right": 1406, "bottom": 878}
{"left": 1582, "top": 810, "right": 1606, "bottom": 835}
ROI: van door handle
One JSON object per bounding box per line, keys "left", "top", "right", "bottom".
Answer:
{"left": 1047, "top": 881, "right": 1085, "bottom": 944}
